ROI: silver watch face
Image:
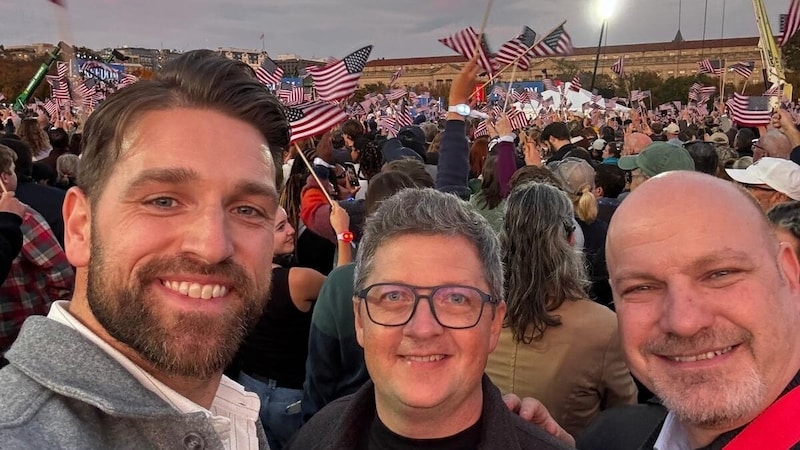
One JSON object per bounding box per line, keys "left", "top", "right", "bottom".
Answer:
{"left": 455, "top": 104, "right": 471, "bottom": 116}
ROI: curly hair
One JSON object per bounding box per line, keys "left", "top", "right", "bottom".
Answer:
{"left": 18, "top": 118, "right": 51, "bottom": 160}
{"left": 502, "top": 182, "right": 590, "bottom": 343}
{"left": 355, "top": 136, "right": 383, "bottom": 180}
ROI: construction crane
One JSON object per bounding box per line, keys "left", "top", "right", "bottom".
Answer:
{"left": 752, "top": 0, "right": 792, "bottom": 103}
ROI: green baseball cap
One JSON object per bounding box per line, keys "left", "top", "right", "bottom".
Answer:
{"left": 618, "top": 142, "right": 696, "bottom": 177}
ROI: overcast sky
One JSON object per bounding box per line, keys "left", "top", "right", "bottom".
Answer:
{"left": 0, "top": 0, "right": 792, "bottom": 59}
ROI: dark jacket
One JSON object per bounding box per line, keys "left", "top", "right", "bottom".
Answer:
{"left": 547, "top": 143, "right": 594, "bottom": 165}
{"left": 14, "top": 182, "right": 65, "bottom": 248}
{"left": 0, "top": 212, "right": 23, "bottom": 283}
{"left": 290, "top": 375, "right": 571, "bottom": 450}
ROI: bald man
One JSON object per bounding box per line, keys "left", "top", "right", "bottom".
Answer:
{"left": 754, "top": 130, "right": 793, "bottom": 161}
{"left": 578, "top": 172, "right": 800, "bottom": 449}
{"left": 622, "top": 132, "right": 652, "bottom": 156}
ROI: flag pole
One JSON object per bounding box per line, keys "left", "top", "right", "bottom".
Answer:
{"left": 502, "top": 65, "right": 517, "bottom": 111}
{"left": 294, "top": 143, "right": 335, "bottom": 206}
{"left": 472, "top": 0, "right": 495, "bottom": 57}
{"left": 471, "top": 20, "right": 568, "bottom": 98}
{"left": 0, "top": 179, "right": 7, "bottom": 194}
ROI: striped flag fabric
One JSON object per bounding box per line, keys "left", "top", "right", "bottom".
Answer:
{"left": 730, "top": 61, "right": 755, "bottom": 79}
{"left": 605, "top": 99, "right": 618, "bottom": 110}
{"left": 492, "top": 85, "right": 506, "bottom": 98}
{"left": 698, "top": 59, "right": 723, "bottom": 76}
{"left": 781, "top": 0, "right": 800, "bottom": 46}
{"left": 439, "top": 27, "right": 495, "bottom": 76}
{"left": 285, "top": 101, "right": 348, "bottom": 143}
{"left": 531, "top": 24, "right": 573, "bottom": 57}
{"left": 590, "top": 94, "right": 602, "bottom": 104}
{"left": 57, "top": 61, "right": 69, "bottom": 79}
{"left": 493, "top": 26, "right": 537, "bottom": 71}
{"left": 386, "top": 88, "right": 407, "bottom": 101}
{"left": 474, "top": 120, "right": 489, "bottom": 137}
{"left": 307, "top": 45, "right": 372, "bottom": 102}
{"left": 728, "top": 93, "right": 773, "bottom": 127}
{"left": 542, "top": 78, "right": 555, "bottom": 91}
{"left": 379, "top": 117, "right": 398, "bottom": 136}
{"left": 611, "top": 57, "right": 625, "bottom": 77}
{"left": 117, "top": 73, "right": 138, "bottom": 89}
{"left": 389, "top": 66, "right": 404, "bottom": 85}
{"left": 255, "top": 57, "right": 284, "bottom": 86}
{"left": 765, "top": 83, "right": 784, "bottom": 98}
{"left": 570, "top": 75, "right": 582, "bottom": 92}
{"left": 508, "top": 110, "right": 529, "bottom": 130}
{"left": 43, "top": 99, "right": 58, "bottom": 118}
{"left": 512, "top": 89, "right": 529, "bottom": 103}
{"left": 396, "top": 102, "right": 413, "bottom": 128}
{"left": 46, "top": 75, "right": 70, "bottom": 100}
{"left": 630, "top": 90, "right": 642, "bottom": 102}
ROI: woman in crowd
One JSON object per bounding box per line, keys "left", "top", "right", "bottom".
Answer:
{"left": 234, "top": 204, "right": 349, "bottom": 450}
{"left": 469, "top": 155, "right": 505, "bottom": 234}
{"left": 17, "top": 118, "right": 51, "bottom": 161}
{"left": 486, "top": 182, "right": 637, "bottom": 438}
{"left": 54, "top": 154, "right": 79, "bottom": 190}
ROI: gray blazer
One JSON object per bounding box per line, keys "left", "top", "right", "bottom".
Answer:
{"left": 0, "top": 316, "right": 269, "bottom": 450}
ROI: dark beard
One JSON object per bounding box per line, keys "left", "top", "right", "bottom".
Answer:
{"left": 86, "top": 236, "right": 270, "bottom": 380}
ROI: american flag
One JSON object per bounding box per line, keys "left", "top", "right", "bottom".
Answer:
{"left": 730, "top": 61, "right": 755, "bottom": 79}
{"left": 288, "top": 86, "right": 305, "bottom": 105}
{"left": 630, "top": 90, "right": 642, "bottom": 102}
{"left": 699, "top": 59, "right": 723, "bottom": 76}
{"left": 379, "top": 117, "right": 398, "bottom": 136}
{"left": 605, "top": 99, "right": 618, "bottom": 110}
{"left": 75, "top": 78, "right": 99, "bottom": 109}
{"left": 611, "top": 57, "right": 625, "bottom": 77}
{"left": 46, "top": 75, "right": 70, "bottom": 100}
{"left": 389, "top": 66, "right": 404, "bottom": 85}
{"left": 286, "top": 101, "right": 348, "bottom": 143}
{"left": 512, "top": 89, "right": 529, "bottom": 103}
{"left": 255, "top": 57, "right": 284, "bottom": 86}
{"left": 307, "top": 45, "right": 372, "bottom": 102}
{"left": 542, "top": 78, "right": 555, "bottom": 91}
{"left": 474, "top": 120, "right": 489, "bottom": 137}
{"left": 439, "top": 27, "right": 495, "bottom": 76}
{"left": 57, "top": 61, "right": 69, "bottom": 79}
{"left": 530, "top": 24, "right": 573, "bottom": 57}
{"left": 43, "top": 99, "right": 58, "bottom": 118}
{"left": 386, "top": 88, "right": 407, "bottom": 101}
{"left": 765, "top": 83, "right": 784, "bottom": 98}
{"left": 570, "top": 75, "right": 582, "bottom": 92}
{"left": 492, "top": 85, "right": 506, "bottom": 98}
{"left": 508, "top": 110, "right": 529, "bottom": 130}
{"left": 659, "top": 103, "right": 673, "bottom": 111}
{"left": 728, "top": 93, "right": 773, "bottom": 127}
{"left": 781, "top": 0, "right": 800, "bottom": 46}
{"left": 117, "top": 73, "right": 138, "bottom": 89}
{"left": 527, "top": 88, "right": 540, "bottom": 101}
{"left": 396, "top": 102, "right": 413, "bottom": 128}
{"left": 590, "top": 94, "right": 602, "bottom": 104}
{"left": 493, "top": 26, "right": 537, "bottom": 71}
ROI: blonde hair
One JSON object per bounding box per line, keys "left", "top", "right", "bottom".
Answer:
{"left": 549, "top": 157, "right": 598, "bottom": 224}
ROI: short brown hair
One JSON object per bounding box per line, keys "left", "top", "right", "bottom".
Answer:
{"left": 0, "top": 145, "right": 17, "bottom": 175}
{"left": 78, "top": 49, "right": 290, "bottom": 201}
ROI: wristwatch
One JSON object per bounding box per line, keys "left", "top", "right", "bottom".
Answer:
{"left": 337, "top": 231, "right": 354, "bottom": 243}
{"left": 448, "top": 103, "right": 471, "bottom": 116}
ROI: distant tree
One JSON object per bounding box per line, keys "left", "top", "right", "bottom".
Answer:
{"left": 783, "top": 33, "right": 800, "bottom": 72}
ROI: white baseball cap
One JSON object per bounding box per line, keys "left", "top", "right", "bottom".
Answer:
{"left": 726, "top": 157, "right": 800, "bottom": 200}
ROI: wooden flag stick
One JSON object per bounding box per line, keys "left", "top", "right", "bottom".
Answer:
{"left": 502, "top": 65, "right": 518, "bottom": 111}
{"left": 472, "top": 0, "right": 495, "bottom": 58}
{"left": 294, "top": 143, "right": 335, "bottom": 206}
{"left": 471, "top": 20, "right": 568, "bottom": 99}
{"left": 0, "top": 178, "right": 7, "bottom": 194}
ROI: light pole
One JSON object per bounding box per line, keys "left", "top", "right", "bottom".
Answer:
{"left": 590, "top": 0, "right": 616, "bottom": 92}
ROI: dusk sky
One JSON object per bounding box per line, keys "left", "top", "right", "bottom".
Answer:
{"left": 0, "top": 0, "right": 793, "bottom": 59}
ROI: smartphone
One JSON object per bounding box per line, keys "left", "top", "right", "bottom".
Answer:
{"left": 343, "top": 163, "right": 359, "bottom": 187}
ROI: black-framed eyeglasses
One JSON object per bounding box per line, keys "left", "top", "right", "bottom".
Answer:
{"left": 356, "top": 283, "right": 497, "bottom": 329}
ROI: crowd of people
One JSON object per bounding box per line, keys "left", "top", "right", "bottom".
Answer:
{"left": 0, "top": 49, "right": 799, "bottom": 449}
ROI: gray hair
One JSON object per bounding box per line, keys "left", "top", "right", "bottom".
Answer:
{"left": 502, "top": 182, "right": 590, "bottom": 343}
{"left": 768, "top": 200, "right": 800, "bottom": 240}
{"left": 354, "top": 188, "right": 503, "bottom": 303}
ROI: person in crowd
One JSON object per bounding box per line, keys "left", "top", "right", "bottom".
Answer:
{"left": 550, "top": 157, "right": 611, "bottom": 305}
{"left": 0, "top": 49, "right": 290, "bottom": 448}
{"left": 341, "top": 118, "right": 364, "bottom": 155}
{"left": 726, "top": 157, "right": 800, "bottom": 212}
{"left": 470, "top": 155, "right": 505, "bottom": 234}
{"left": 753, "top": 129, "right": 793, "bottom": 161}
{"left": 618, "top": 142, "right": 695, "bottom": 193}
{"left": 330, "top": 130, "right": 351, "bottom": 165}
{"left": 301, "top": 171, "right": 417, "bottom": 422}
{"left": 733, "top": 128, "right": 756, "bottom": 158}
{"left": 425, "top": 131, "right": 443, "bottom": 165}
{"left": 16, "top": 117, "right": 52, "bottom": 161}
{"left": 594, "top": 163, "right": 626, "bottom": 225}
{"left": 541, "top": 122, "right": 592, "bottom": 164}
{"left": 601, "top": 140, "right": 621, "bottom": 165}
{"left": 768, "top": 200, "right": 800, "bottom": 261}
{"left": 0, "top": 191, "right": 25, "bottom": 285}
{"left": 684, "top": 140, "right": 719, "bottom": 176}
{"left": 289, "top": 188, "right": 569, "bottom": 450}
{"left": 0, "top": 138, "right": 66, "bottom": 247}
{"left": 383, "top": 159, "right": 434, "bottom": 188}
{"left": 621, "top": 132, "right": 652, "bottom": 156}
{"left": 581, "top": 171, "right": 800, "bottom": 449}
{"left": 233, "top": 205, "right": 348, "bottom": 450}
{"left": 469, "top": 136, "right": 489, "bottom": 180}
{"left": 664, "top": 123, "right": 682, "bottom": 146}
{"left": 487, "top": 182, "right": 636, "bottom": 438}
{"left": 54, "top": 153, "right": 80, "bottom": 190}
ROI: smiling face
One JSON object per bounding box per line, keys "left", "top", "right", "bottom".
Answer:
{"left": 65, "top": 107, "right": 278, "bottom": 379}
{"left": 353, "top": 233, "right": 504, "bottom": 436}
{"left": 273, "top": 207, "right": 296, "bottom": 256}
{"left": 607, "top": 172, "right": 800, "bottom": 439}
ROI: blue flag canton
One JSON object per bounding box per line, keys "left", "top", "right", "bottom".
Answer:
{"left": 345, "top": 46, "right": 373, "bottom": 74}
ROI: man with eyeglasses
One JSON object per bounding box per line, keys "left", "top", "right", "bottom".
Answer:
{"left": 287, "top": 188, "right": 569, "bottom": 449}
{"left": 726, "top": 157, "right": 800, "bottom": 212}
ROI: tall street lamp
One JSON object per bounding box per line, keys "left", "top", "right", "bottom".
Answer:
{"left": 590, "top": 0, "right": 617, "bottom": 92}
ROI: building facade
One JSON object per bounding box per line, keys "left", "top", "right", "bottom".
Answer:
{"left": 360, "top": 37, "right": 767, "bottom": 90}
